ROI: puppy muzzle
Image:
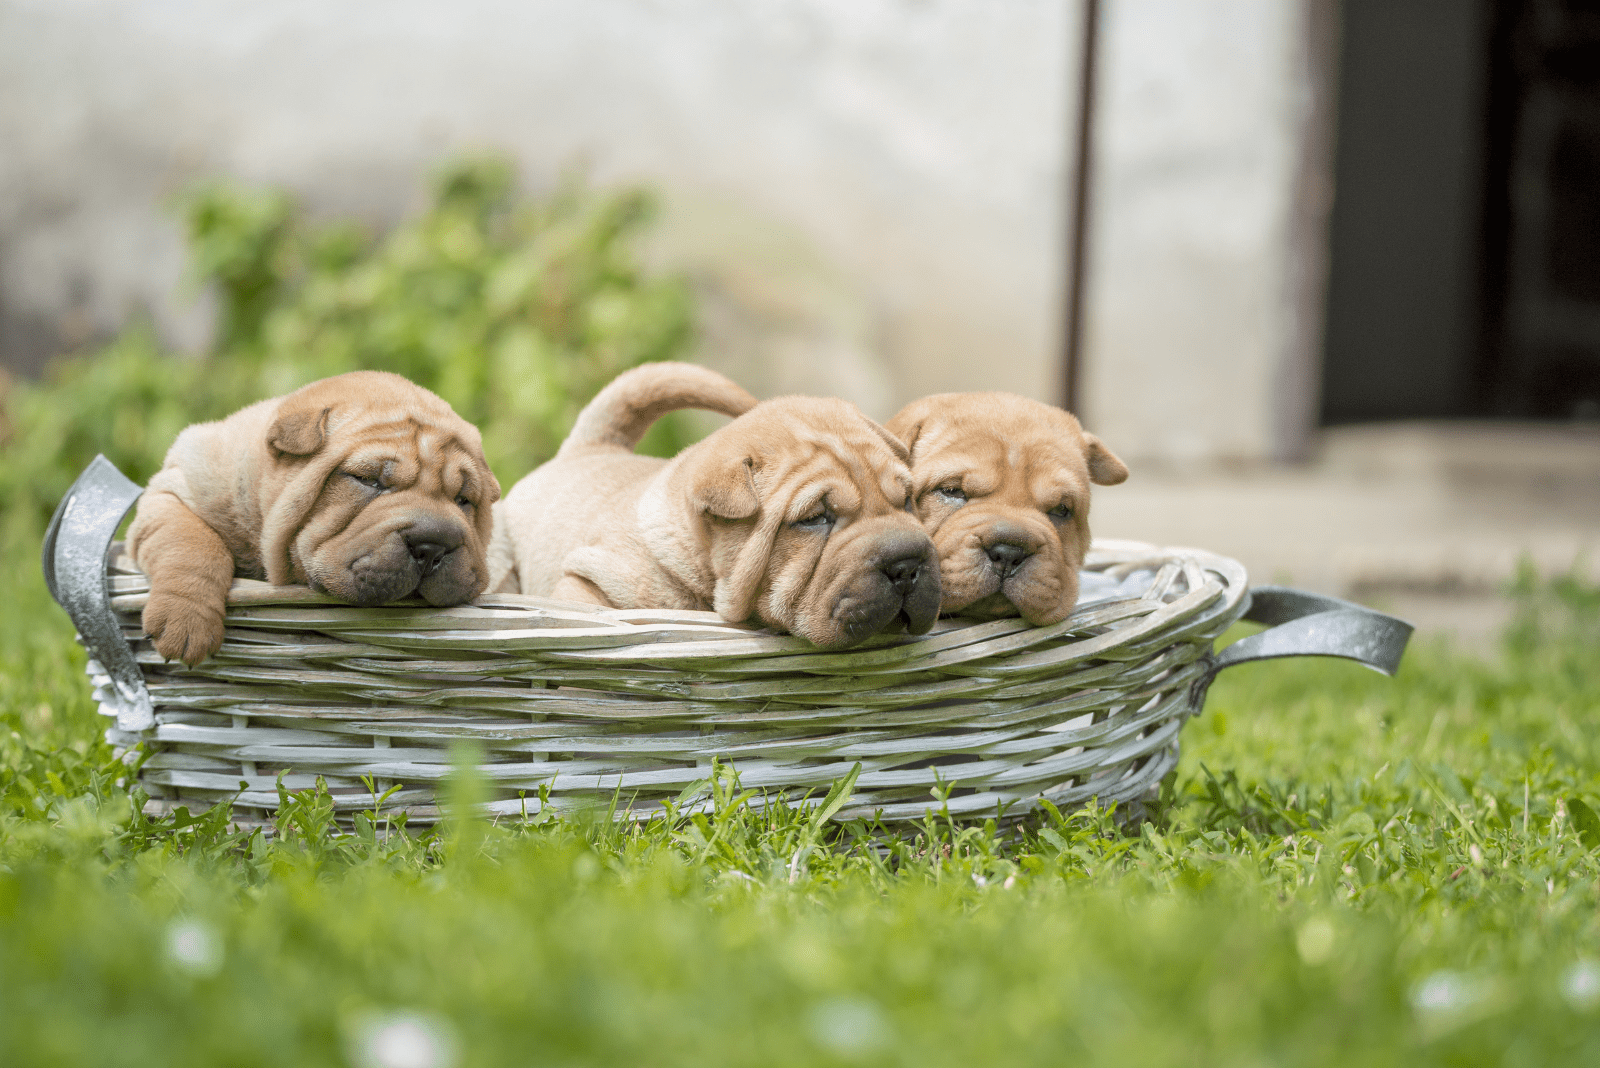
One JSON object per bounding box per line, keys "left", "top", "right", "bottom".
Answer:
{"left": 317, "top": 517, "right": 483, "bottom": 607}
{"left": 830, "top": 533, "right": 942, "bottom": 647}
{"left": 935, "top": 516, "right": 1073, "bottom": 623}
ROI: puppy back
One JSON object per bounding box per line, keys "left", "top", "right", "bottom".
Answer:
{"left": 559, "top": 362, "right": 757, "bottom": 458}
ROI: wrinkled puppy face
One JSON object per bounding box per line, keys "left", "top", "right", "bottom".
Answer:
{"left": 886, "top": 393, "right": 1127, "bottom": 626}
{"left": 674, "top": 397, "right": 942, "bottom": 649}
{"left": 261, "top": 371, "right": 501, "bottom": 607}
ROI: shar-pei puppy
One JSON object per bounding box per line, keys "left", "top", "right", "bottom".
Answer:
{"left": 488, "top": 362, "right": 943, "bottom": 648}
{"left": 886, "top": 392, "right": 1128, "bottom": 626}
{"left": 127, "top": 371, "right": 501, "bottom": 665}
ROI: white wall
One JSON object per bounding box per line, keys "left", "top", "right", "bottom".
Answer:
{"left": 0, "top": 0, "right": 1082, "bottom": 421}
{"left": 1078, "top": 0, "right": 1315, "bottom": 464}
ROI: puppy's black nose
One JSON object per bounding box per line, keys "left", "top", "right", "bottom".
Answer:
{"left": 880, "top": 554, "right": 925, "bottom": 597}
{"left": 405, "top": 525, "right": 462, "bottom": 576}
{"left": 986, "top": 541, "right": 1033, "bottom": 576}
{"left": 408, "top": 540, "right": 452, "bottom": 575}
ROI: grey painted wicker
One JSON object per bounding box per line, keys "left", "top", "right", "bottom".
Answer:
{"left": 94, "top": 538, "right": 1251, "bottom": 825}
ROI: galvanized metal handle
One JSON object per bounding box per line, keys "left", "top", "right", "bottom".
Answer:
{"left": 42, "top": 455, "right": 152, "bottom": 731}
{"left": 1191, "top": 584, "right": 1413, "bottom": 709}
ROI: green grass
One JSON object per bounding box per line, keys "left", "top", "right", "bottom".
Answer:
{"left": 4, "top": 513, "right": 1600, "bottom": 1066}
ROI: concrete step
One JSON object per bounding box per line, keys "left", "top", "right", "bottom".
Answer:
{"left": 1092, "top": 421, "right": 1600, "bottom": 649}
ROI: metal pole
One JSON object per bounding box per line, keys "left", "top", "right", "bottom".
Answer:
{"left": 1062, "top": 0, "right": 1101, "bottom": 416}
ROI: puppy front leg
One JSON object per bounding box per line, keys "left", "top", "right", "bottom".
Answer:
{"left": 549, "top": 573, "right": 616, "bottom": 607}
{"left": 127, "top": 490, "right": 235, "bottom": 665}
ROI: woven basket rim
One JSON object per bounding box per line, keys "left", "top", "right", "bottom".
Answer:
{"left": 98, "top": 538, "right": 1252, "bottom": 826}
{"left": 104, "top": 537, "right": 1249, "bottom": 650}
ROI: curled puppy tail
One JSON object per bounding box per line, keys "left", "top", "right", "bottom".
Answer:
{"left": 559, "top": 362, "right": 758, "bottom": 457}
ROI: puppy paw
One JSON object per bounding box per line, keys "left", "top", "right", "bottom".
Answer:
{"left": 143, "top": 591, "right": 226, "bottom": 666}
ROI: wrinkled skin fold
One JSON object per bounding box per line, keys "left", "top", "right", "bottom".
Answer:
{"left": 490, "top": 363, "right": 941, "bottom": 649}
{"left": 887, "top": 392, "right": 1128, "bottom": 626}
{"left": 128, "top": 371, "right": 500, "bottom": 665}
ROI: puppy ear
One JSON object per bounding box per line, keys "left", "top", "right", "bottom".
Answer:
{"left": 693, "top": 456, "right": 769, "bottom": 622}
{"left": 863, "top": 417, "right": 911, "bottom": 467}
{"left": 466, "top": 444, "right": 502, "bottom": 505}
{"left": 469, "top": 458, "right": 502, "bottom": 548}
{"left": 693, "top": 457, "right": 760, "bottom": 520}
{"left": 896, "top": 419, "right": 925, "bottom": 459}
{"left": 268, "top": 403, "right": 331, "bottom": 457}
{"left": 1084, "top": 433, "right": 1129, "bottom": 486}
{"left": 884, "top": 401, "right": 930, "bottom": 460}
{"left": 713, "top": 530, "right": 773, "bottom": 623}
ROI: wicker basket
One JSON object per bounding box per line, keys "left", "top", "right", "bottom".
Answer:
{"left": 45, "top": 457, "right": 1412, "bottom": 826}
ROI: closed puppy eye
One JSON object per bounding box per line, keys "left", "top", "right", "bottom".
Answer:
{"left": 345, "top": 472, "right": 384, "bottom": 491}
{"left": 1048, "top": 503, "right": 1073, "bottom": 521}
{"left": 455, "top": 494, "right": 474, "bottom": 512}
{"left": 792, "top": 508, "right": 834, "bottom": 530}
{"left": 935, "top": 486, "right": 968, "bottom": 504}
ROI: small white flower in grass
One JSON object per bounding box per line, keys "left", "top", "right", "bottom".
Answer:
{"left": 1295, "top": 917, "right": 1335, "bottom": 965}
{"left": 1563, "top": 961, "right": 1600, "bottom": 1011}
{"left": 165, "top": 919, "right": 222, "bottom": 977}
{"left": 346, "top": 1011, "right": 458, "bottom": 1068}
{"left": 972, "top": 874, "right": 987, "bottom": 888}
{"left": 808, "top": 996, "right": 890, "bottom": 1057}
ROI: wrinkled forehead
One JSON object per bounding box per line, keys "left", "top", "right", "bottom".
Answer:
{"left": 771, "top": 418, "right": 912, "bottom": 508}
{"left": 914, "top": 416, "right": 1090, "bottom": 484}
{"left": 334, "top": 414, "right": 484, "bottom": 484}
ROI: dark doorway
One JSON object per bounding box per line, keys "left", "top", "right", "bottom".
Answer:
{"left": 1488, "top": 0, "right": 1600, "bottom": 418}
{"left": 1321, "top": 0, "right": 1600, "bottom": 424}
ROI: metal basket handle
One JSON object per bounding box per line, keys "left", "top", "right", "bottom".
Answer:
{"left": 42, "top": 455, "right": 151, "bottom": 731}
{"left": 1191, "top": 584, "right": 1413, "bottom": 709}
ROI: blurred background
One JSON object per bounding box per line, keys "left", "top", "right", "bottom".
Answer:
{"left": 2, "top": 0, "right": 1597, "bottom": 641}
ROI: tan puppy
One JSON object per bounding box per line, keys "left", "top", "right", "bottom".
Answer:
{"left": 489, "top": 362, "right": 942, "bottom": 648}
{"left": 128, "top": 371, "right": 500, "bottom": 665}
{"left": 886, "top": 392, "right": 1128, "bottom": 625}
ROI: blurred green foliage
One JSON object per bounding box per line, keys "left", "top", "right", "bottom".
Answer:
{"left": 0, "top": 157, "right": 695, "bottom": 527}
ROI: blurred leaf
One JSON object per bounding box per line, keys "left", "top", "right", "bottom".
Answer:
{"left": 1569, "top": 797, "right": 1600, "bottom": 851}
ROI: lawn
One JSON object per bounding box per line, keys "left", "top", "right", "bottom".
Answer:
{"left": 3, "top": 504, "right": 1599, "bottom": 1067}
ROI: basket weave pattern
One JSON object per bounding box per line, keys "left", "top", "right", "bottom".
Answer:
{"left": 99, "top": 540, "right": 1249, "bottom": 824}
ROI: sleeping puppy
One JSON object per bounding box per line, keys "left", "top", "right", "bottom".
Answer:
{"left": 488, "top": 362, "right": 942, "bottom": 648}
{"left": 128, "top": 371, "right": 500, "bottom": 665}
{"left": 886, "top": 392, "right": 1128, "bottom": 626}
